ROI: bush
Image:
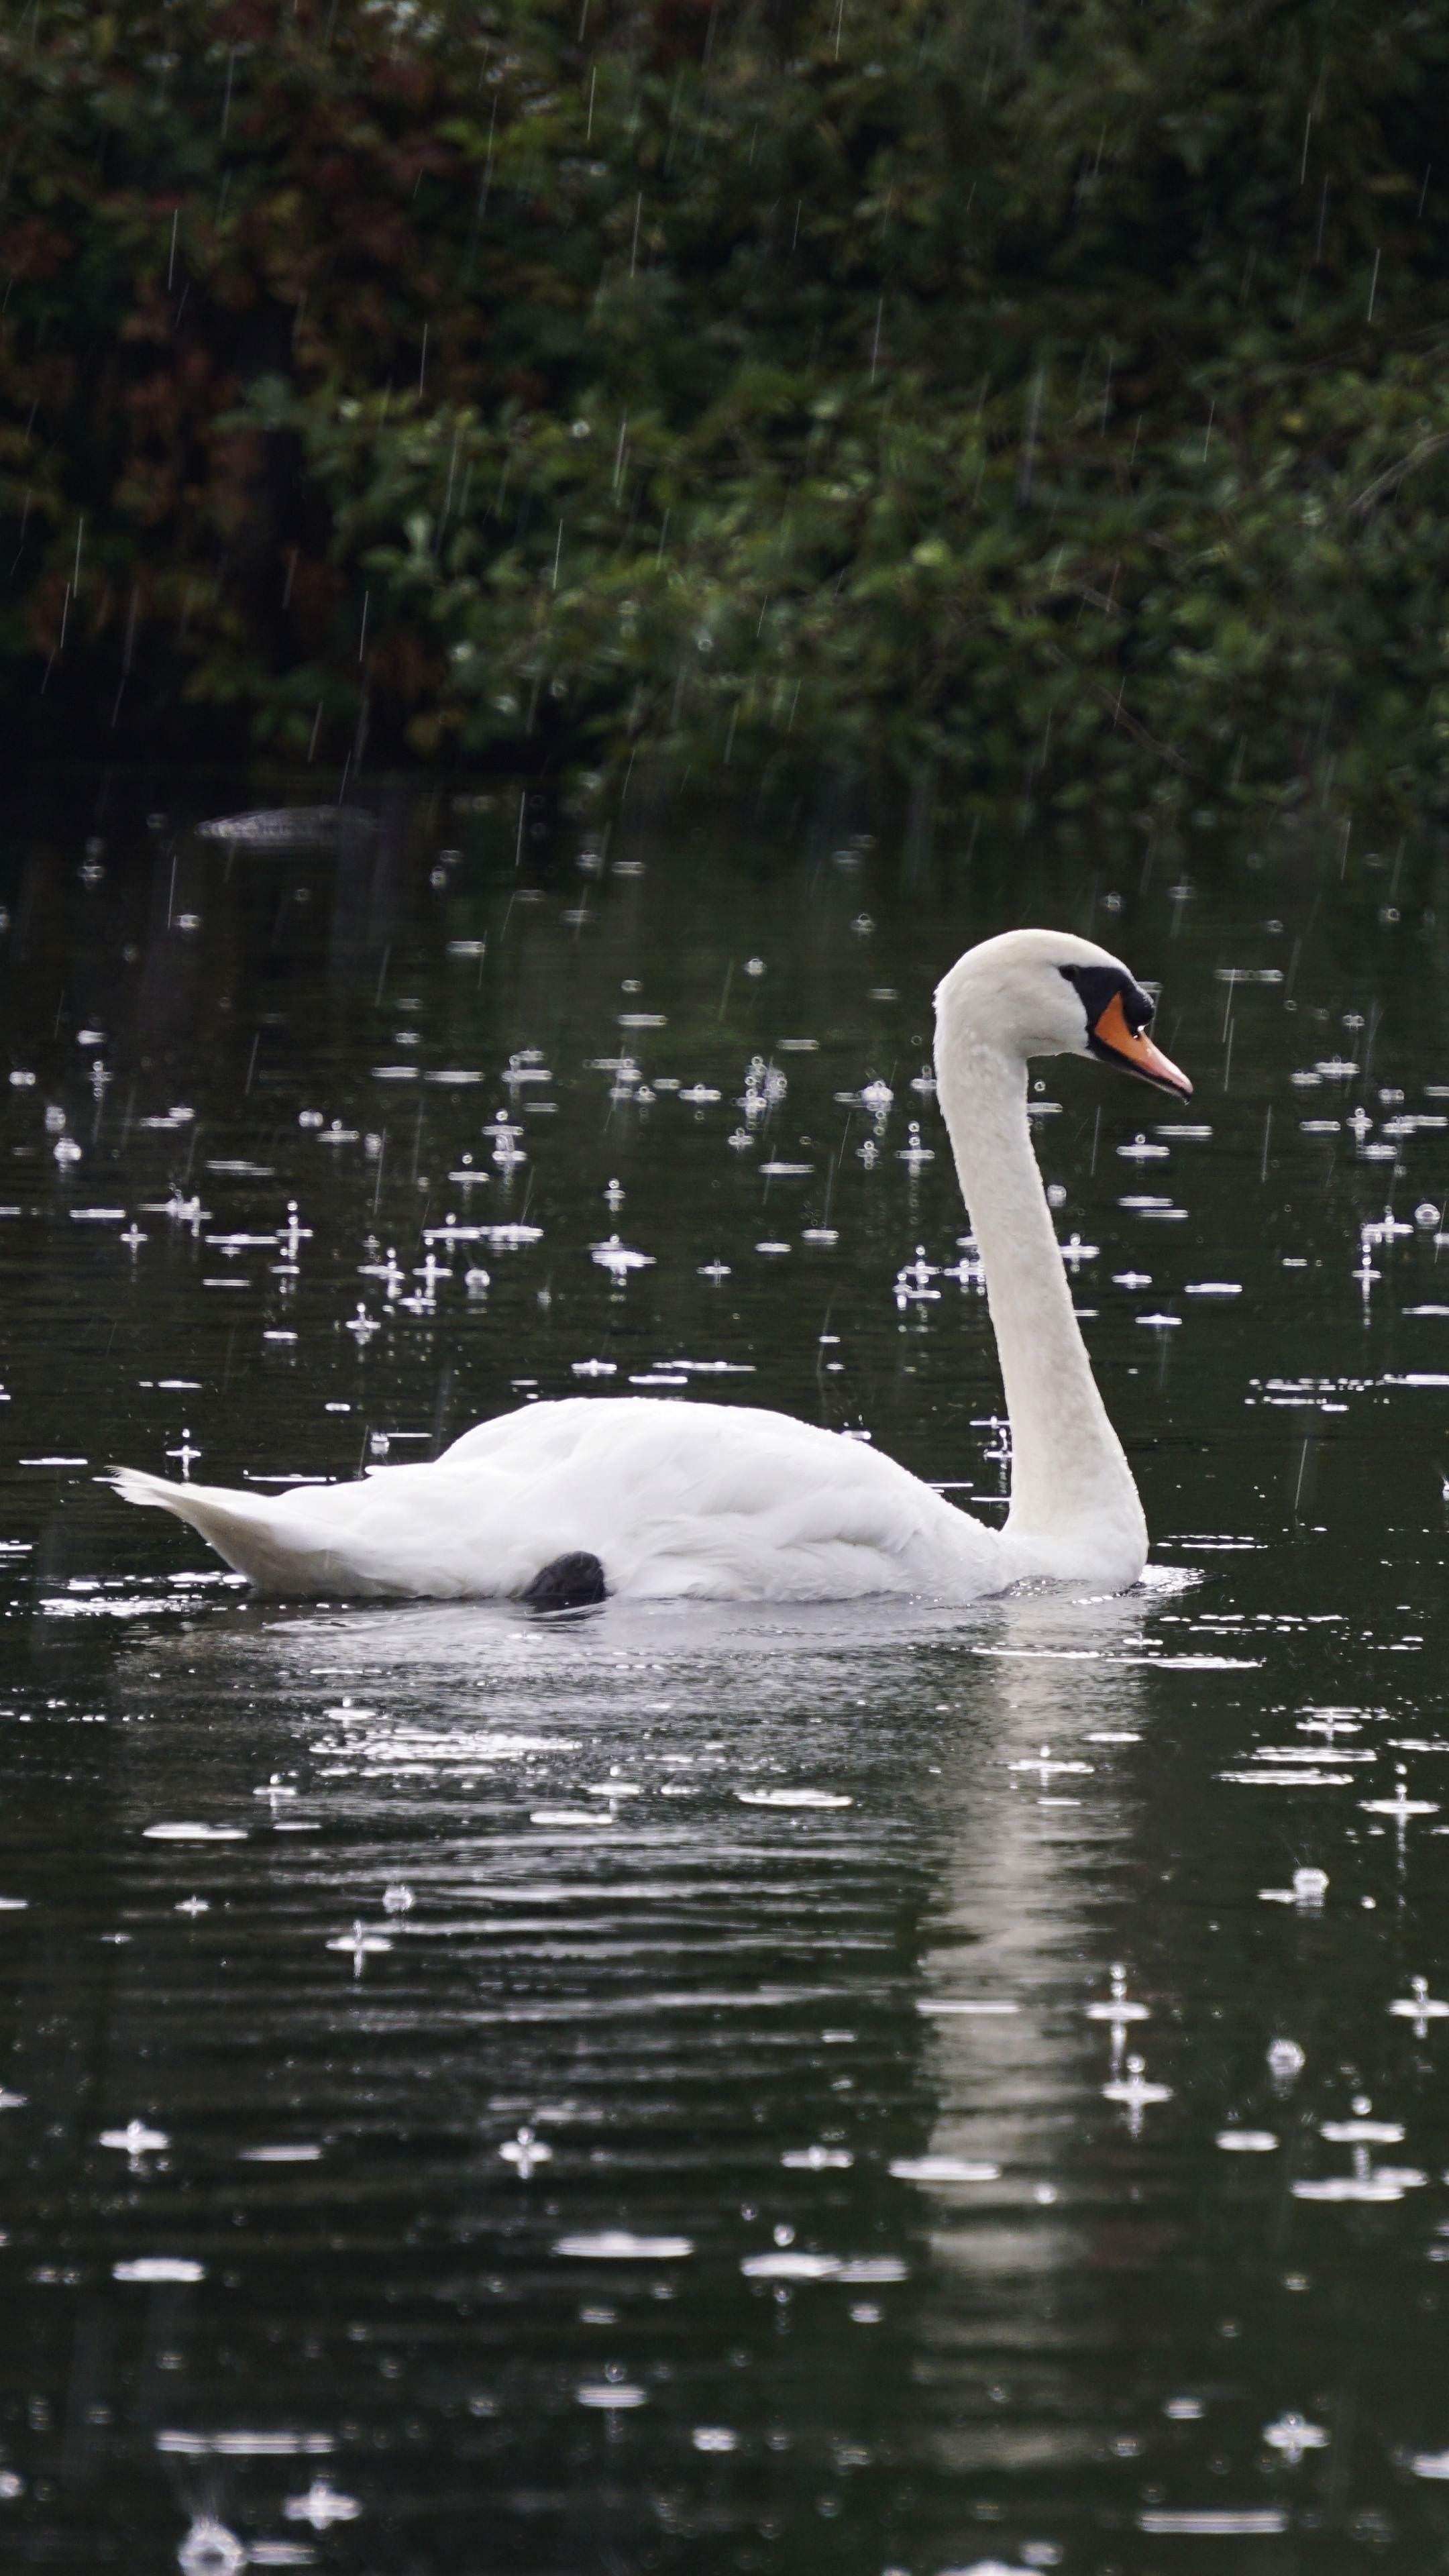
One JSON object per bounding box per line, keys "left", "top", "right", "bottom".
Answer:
{"left": 3, "top": 0, "right": 1449, "bottom": 818}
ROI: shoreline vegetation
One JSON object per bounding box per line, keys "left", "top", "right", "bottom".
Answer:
{"left": 3, "top": 0, "right": 1448, "bottom": 822}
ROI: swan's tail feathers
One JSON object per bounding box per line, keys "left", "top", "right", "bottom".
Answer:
{"left": 111, "top": 1468, "right": 305, "bottom": 1590}
{"left": 112, "top": 1467, "right": 185, "bottom": 1515}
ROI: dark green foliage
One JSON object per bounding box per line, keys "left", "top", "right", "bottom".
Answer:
{"left": 3, "top": 0, "right": 1449, "bottom": 814}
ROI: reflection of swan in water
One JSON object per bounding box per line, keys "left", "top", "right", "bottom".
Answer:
{"left": 113, "top": 929, "right": 1190, "bottom": 1604}
{"left": 151, "top": 1573, "right": 1176, "bottom": 1717}
{"left": 109, "top": 1574, "right": 1181, "bottom": 2538}
{"left": 892, "top": 1578, "right": 1157, "bottom": 2484}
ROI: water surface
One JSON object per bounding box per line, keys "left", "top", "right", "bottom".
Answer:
{"left": 3, "top": 775, "right": 1449, "bottom": 2573}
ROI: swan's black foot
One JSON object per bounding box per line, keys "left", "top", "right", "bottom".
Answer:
{"left": 519, "top": 1551, "right": 608, "bottom": 1612}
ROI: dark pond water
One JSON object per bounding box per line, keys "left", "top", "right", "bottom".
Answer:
{"left": 3, "top": 771, "right": 1449, "bottom": 2576}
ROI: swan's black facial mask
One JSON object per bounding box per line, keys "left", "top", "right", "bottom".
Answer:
{"left": 1059, "top": 965, "right": 1193, "bottom": 1097}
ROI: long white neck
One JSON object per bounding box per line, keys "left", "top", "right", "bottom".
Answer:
{"left": 936, "top": 1038, "right": 1146, "bottom": 1570}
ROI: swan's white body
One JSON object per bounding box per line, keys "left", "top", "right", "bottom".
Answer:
{"left": 120, "top": 1398, "right": 1016, "bottom": 1601}
{"left": 115, "top": 928, "right": 1188, "bottom": 1605}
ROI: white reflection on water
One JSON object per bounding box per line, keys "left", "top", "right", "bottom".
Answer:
{"left": 111, "top": 1571, "right": 1181, "bottom": 2487}
{"left": 905, "top": 1582, "right": 1151, "bottom": 2479}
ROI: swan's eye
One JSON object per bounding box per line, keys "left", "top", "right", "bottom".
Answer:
{"left": 1059, "top": 962, "right": 1126, "bottom": 1032}
{"left": 1059, "top": 963, "right": 1155, "bottom": 1040}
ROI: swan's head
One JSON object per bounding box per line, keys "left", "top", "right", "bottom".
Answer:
{"left": 935, "top": 927, "right": 1191, "bottom": 1097}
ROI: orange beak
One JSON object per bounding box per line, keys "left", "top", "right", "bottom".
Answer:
{"left": 1090, "top": 990, "right": 1193, "bottom": 1097}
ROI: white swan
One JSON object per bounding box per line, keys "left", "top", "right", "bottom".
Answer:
{"left": 113, "top": 928, "right": 1190, "bottom": 1605}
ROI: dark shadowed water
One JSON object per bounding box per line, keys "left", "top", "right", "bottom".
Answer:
{"left": 4, "top": 772, "right": 1449, "bottom": 2576}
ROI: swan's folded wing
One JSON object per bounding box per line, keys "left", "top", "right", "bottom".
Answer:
{"left": 438, "top": 1397, "right": 616, "bottom": 1470}
{"left": 537, "top": 1403, "right": 1002, "bottom": 1600}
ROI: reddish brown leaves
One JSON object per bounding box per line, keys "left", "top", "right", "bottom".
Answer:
{"left": 1, "top": 220, "right": 73, "bottom": 282}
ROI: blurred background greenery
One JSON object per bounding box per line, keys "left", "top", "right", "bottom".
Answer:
{"left": 3, "top": 0, "right": 1448, "bottom": 824}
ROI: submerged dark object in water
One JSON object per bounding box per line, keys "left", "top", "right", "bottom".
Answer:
{"left": 519, "top": 1551, "right": 609, "bottom": 1612}
{"left": 197, "top": 806, "right": 378, "bottom": 847}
